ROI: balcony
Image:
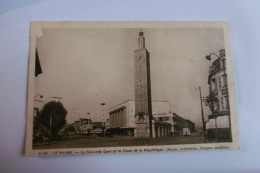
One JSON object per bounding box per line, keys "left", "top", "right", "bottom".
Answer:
{"left": 209, "top": 66, "right": 215, "bottom": 73}
{"left": 221, "top": 88, "right": 228, "bottom": 95}
{"left": 208, "top": 111, "right": 230, "bottom": 119}
{"left": 210, "top": 90, "right": 218, "bottom": 97}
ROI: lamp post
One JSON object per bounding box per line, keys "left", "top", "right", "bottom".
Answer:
{"left": 206, "top": 50, "right": 232, "bottom": 142}
{"left": 101, "top": 103, "right": 106, "bottom": 123}
{"left": 49, "top": 96, "right": 62, "bottom": 141}
{"left": 34, "top": 100, "right": 43, "bottom": 103}
{"left": 51, "top": 96, "right": 62, "bottom": 100}
{"left": 199, "top": 87, "right": 206, "bottom": 143}
{"left": 87, "top": 113, "right": 91, "bottom": 125}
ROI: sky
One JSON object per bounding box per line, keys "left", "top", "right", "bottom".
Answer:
{"left": 34, "top": 27, "right": 224, "bottom": 126}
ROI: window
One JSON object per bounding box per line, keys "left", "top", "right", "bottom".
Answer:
{"left": 211, "top": 78, "right": 217, "bottom": 90}
{"left": 214, "top": 60, "right": 221, "bottom": 70}
{"left": 221, "top": 97, "right": 224, "bottom": 110}
{"left": 223, "top": 59, "right": 226, "bottom": 68}
{"left": 215, "top": 78, "right": 218, "bottom": 90}
{"left": 209, "top": 80, "right": 212, "bottom": 91}
{"left": 224, "top": 96, "right": 229, "bottom": 109}
{"left": 214, "top": 100, "right": 220, "bottom": 112}
{"left": 218, "top": 76, "right": 222, "bottom": 89}
{"left": 222, "top": 74, "right": 227, "bottom": 87}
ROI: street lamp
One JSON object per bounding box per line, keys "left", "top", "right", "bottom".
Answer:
{"left": 34, "top": 100, "right": 43, "bottom": 103}
{"left": 101, "top": 103, "right": 106, "bottom": 123}
{"left": 34, "top": 94, "right": 43, "bottom": 98}
{"left": 198, "top": 86, "right": 206, "bottom": 143}
{"left": 206, "top": 53, "right": 220, "bottom": 60}
{"left": 49, "top": 96, "right": 63, "bottom": 140}
{"left": 34, "top": 94, "right": 43, "bottom": 103}
{"left": 87, "top": 113, "right": 91, "bottom": 125}
{"left": 51, "top": 96, "right": 62, "bottom": 100}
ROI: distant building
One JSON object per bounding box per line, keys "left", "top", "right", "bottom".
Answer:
{"left": 206, "top": 49, "right": 231, "bottom": 141}
{"left": 172, "top": 113, "right": 195, "bottom": 135}
{"left": 92, "top": 122, "right": 106, "bottom": 129}
{"left": 73, "top": 121, "right": 80, "bottom": 132}
{"left": 153, "top": 113, "right": 174, "bottom": 137}
{"left": 105, "top": 119, "right": 110, "bottom": 129}
{"left": 73, "top": 118, "right": 93, "bottom": 134}
{"left": 187, "top": 120, "right": 195, "bottom": 132}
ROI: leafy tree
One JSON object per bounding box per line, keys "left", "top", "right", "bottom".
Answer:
{"left": 39, "top": 101, "right": 67, "bottom": 141}
{"left": 66, "top": 125, "right": 75, "bottom": 132}
{"left": 205, "top": 92, "right": 219, "bottom": 113}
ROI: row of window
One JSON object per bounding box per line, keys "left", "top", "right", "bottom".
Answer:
{"left": 211, "top": 74, "right": 227, "bottom": 91}
{"left": 211, "top": 58, "right": 226, "bottom": 72}
{"left": 154, "top": 117, "right": 170, "bottom": 121}
{"left": 214, "top": 96, "right": 229, "bottom": 112}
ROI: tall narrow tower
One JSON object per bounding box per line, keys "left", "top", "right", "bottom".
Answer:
{"left": 134, "top": 30, "right": 153, "bottom": 138}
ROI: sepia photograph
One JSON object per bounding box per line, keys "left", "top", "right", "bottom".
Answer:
{"left": 25, "top": 22, "right": 239, "bottom": 156}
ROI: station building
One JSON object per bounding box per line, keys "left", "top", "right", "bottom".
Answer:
{"left": 108, "top": 100, "right": 175, "bottom": 137}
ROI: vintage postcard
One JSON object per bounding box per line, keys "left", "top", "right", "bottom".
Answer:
{"left": 25, "top": 21, "right": 239, "bottom": 156}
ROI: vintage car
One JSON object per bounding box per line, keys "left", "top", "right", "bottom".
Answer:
{"left": 104, "top": 128, "right": 113, "bottom": 138}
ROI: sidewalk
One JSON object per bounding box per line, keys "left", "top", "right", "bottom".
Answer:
{"left": 33, "top": 133, "right": 204, "bottom": 149}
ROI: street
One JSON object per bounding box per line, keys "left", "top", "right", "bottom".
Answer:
{"left": 33, "top": 132, "right": 204, "bottom": 150}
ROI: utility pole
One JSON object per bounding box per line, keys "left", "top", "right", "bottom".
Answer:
{"left": 199, "top": 86, "right": 206, "bottom": 143}
{"left": 87, "top": 112, "right": 91, "bottom": 125}
{"left": 101, "top": 103, "right": 106, "bottom": 122}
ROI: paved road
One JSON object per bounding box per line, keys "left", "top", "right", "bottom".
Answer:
{"left": 33, "top": 132, "right": 204, "bottom": 150}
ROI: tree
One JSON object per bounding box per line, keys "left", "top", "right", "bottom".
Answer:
{"left": 205, "top": 92, "right": 219, "bottom": 113}
{"left": 66, "top": 125, "right": 75, "bottom": 132}
{"left": 39, "top": 101, "right": 67, "bottom": 141}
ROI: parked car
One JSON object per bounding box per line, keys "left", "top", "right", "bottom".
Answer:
{"left": 94, "top": 128, "right": 104, "bottom": 136}
{"left": 104, "top": 128, "right": 113, "bottom": 138}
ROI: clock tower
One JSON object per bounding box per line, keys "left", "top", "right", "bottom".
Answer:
{"left": 134, "top": 30, "right": 153, "bottom": 138}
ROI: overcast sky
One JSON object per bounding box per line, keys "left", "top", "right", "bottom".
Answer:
{"left": 34, "top": 28, "right": 224, "bottom": 126}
